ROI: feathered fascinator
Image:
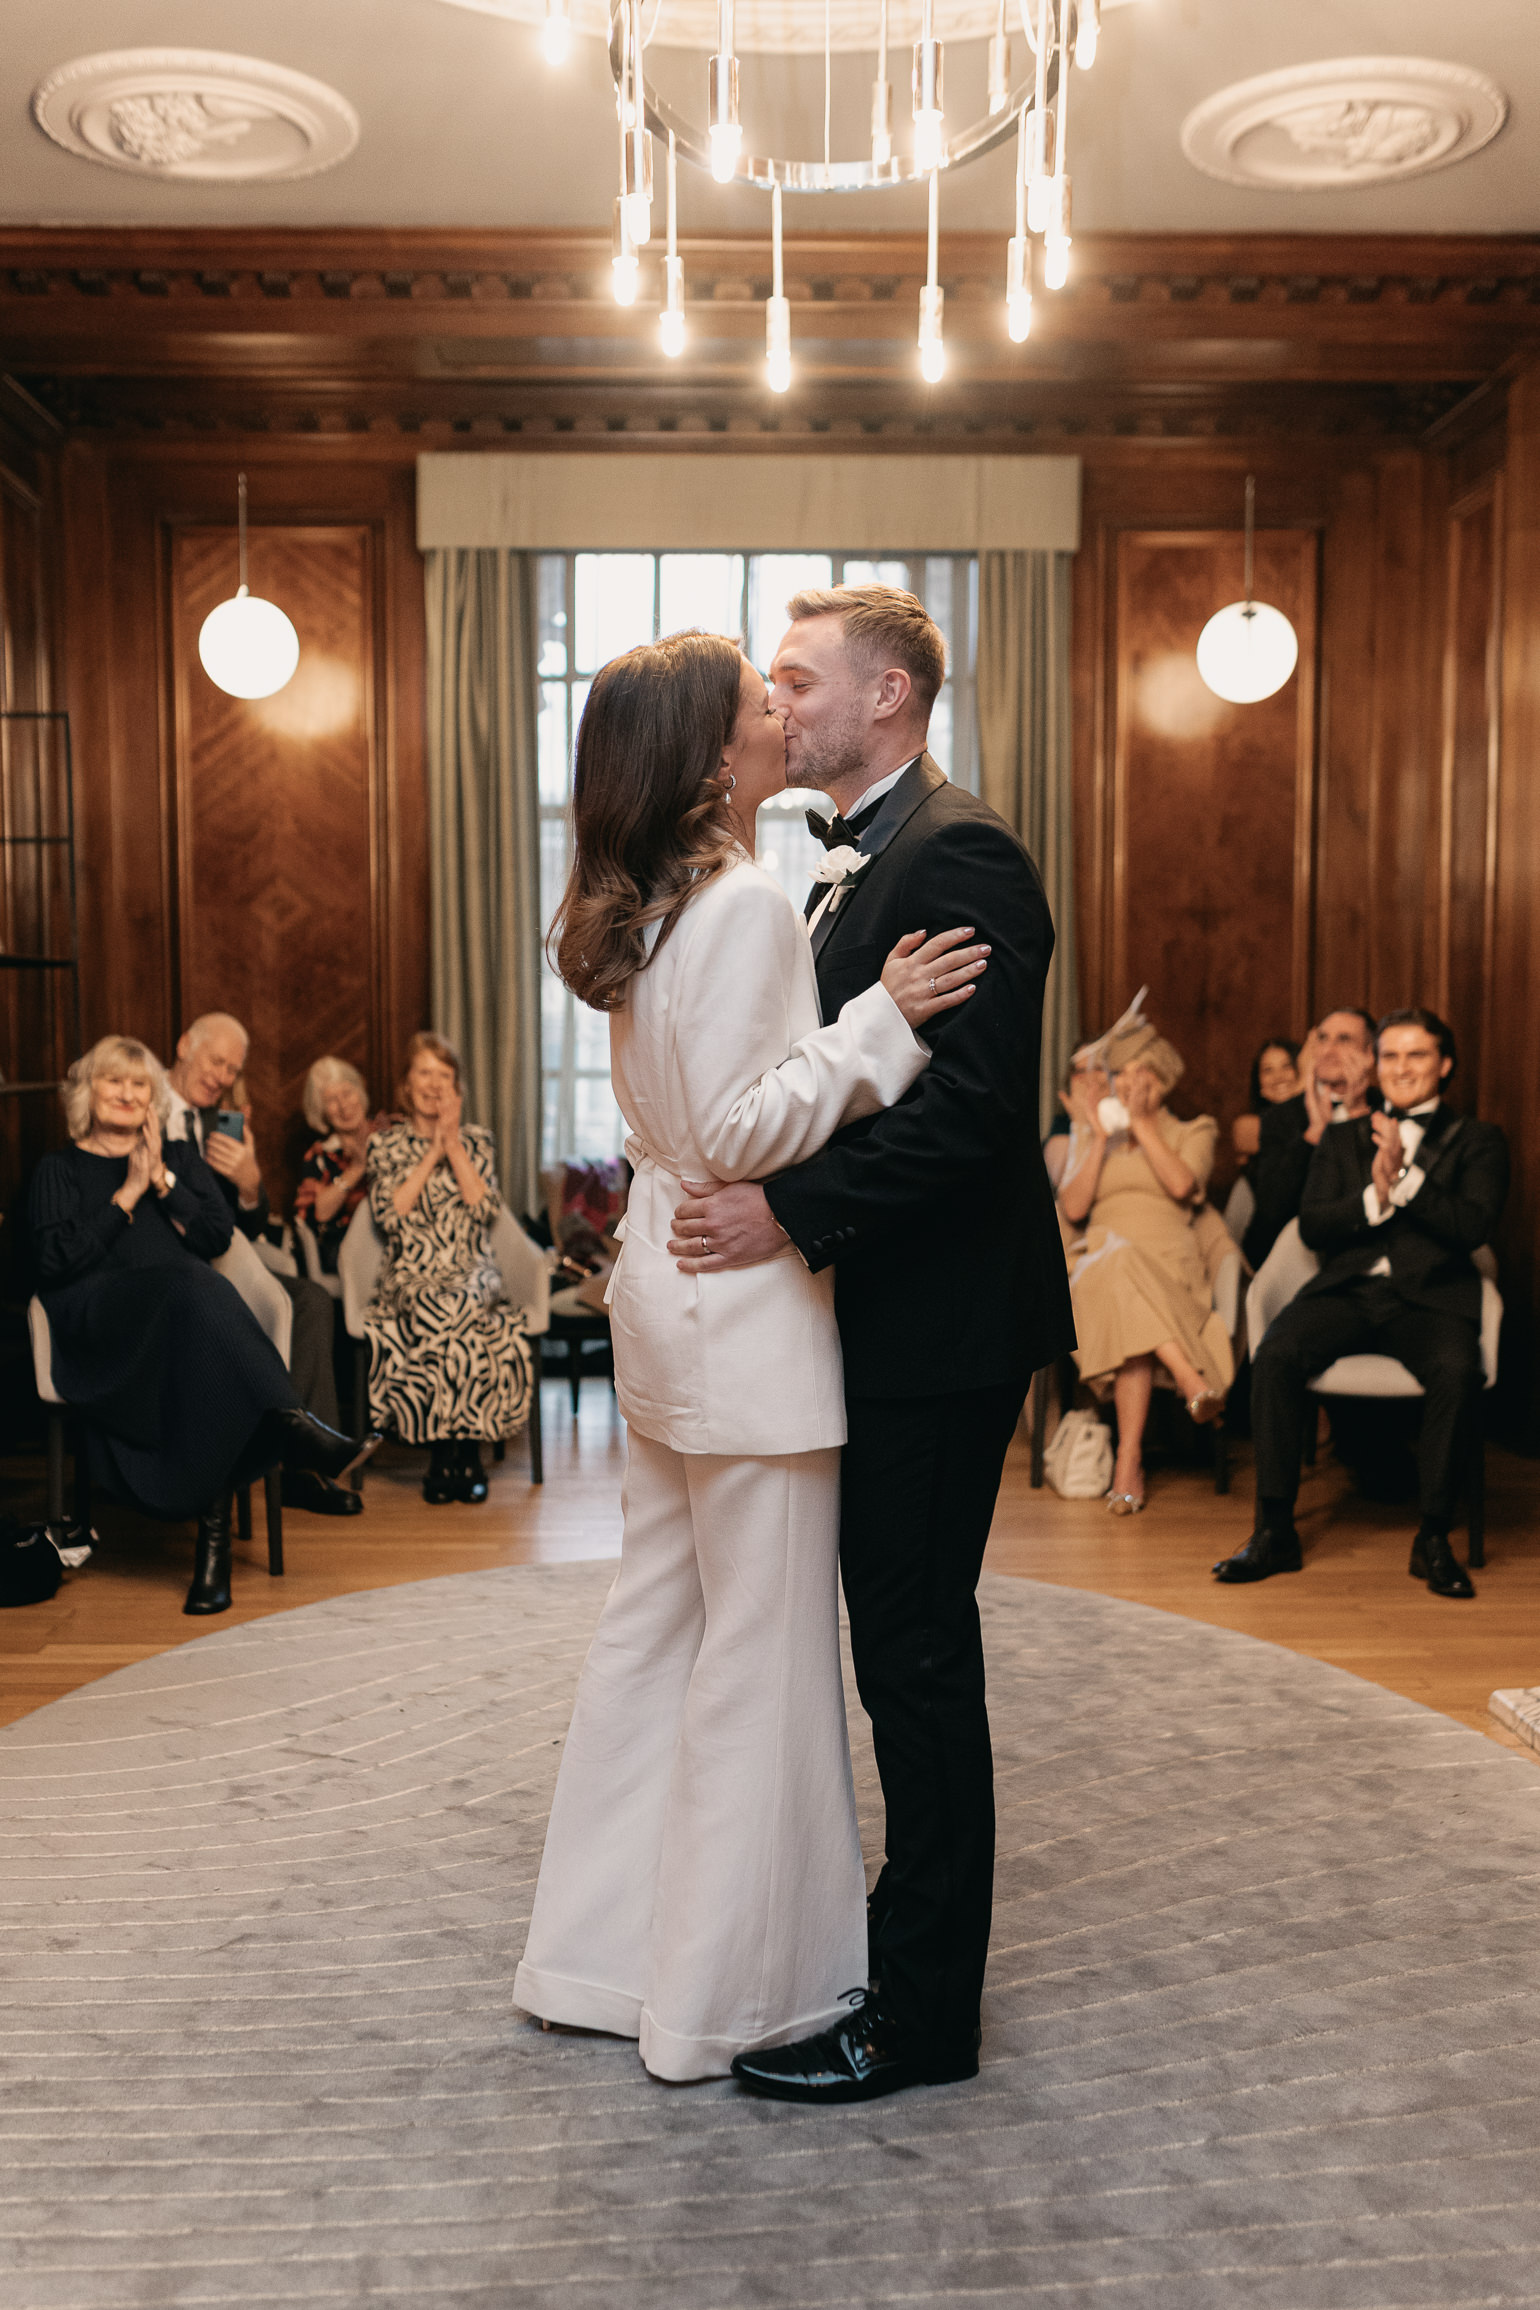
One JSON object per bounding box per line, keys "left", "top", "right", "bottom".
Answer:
{"left": 1073, "top": 985, "right": 1185, "bottom": 1091}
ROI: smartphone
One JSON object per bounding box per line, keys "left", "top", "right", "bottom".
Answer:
{"left": 211, "top": 1110, "right": 245, "bottom": 1141}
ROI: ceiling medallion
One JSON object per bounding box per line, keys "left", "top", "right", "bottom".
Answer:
{"left": 1181, "top": 56, "right": 1507, "bottom": 191}
{"left": 31, "top": 49, "right": 360, "bottom": 181}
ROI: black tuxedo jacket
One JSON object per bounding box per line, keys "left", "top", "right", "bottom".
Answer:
{"left": 763, "top": 755, "right": 1076, "bottom": 1400}
{"left": 1297, "top": 1105, "right": 1509, "bottom": 1324}
{"left": 1244, "top": 1084, "right": 1387, "bottom": 1272}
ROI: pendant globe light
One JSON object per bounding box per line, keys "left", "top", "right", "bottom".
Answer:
{"left": 197, "top": 474, "right": 301, "bottom": 702}
{"left": 1195, "top": 476, "right": 1299, "bottom": 706}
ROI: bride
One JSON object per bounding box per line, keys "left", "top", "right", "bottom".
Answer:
{"left": 512, "top": 630, "right": 988, "bottom": 2081}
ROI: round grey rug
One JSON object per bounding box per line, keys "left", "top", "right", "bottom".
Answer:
{"left": 3, "top": 1566, "right": 1539, "bottom": 2310}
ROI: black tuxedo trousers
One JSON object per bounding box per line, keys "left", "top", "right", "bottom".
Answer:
{"left": 843, "top": 1379, "right": 1024, "bottom": 2050}
{"left": 1253, "top": 1278, "right": 1481, "bottom": 1524}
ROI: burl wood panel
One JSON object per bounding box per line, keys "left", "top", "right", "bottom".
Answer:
{"left": 1110, "top": 529, "right": 1318, "bottom": 1137}
{"left": 171, "top": 525, "right": 377, "bottom": 1215}
{"left": 1439, "top": 480, "right": 1502, "bottom": 1115}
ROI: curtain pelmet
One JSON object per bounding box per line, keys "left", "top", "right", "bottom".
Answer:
{"left": 976, "top": 550, "right": 1080, "bottom": 1137}
{"left": 425, "top": 549, "right": 543, "bottom": 1220}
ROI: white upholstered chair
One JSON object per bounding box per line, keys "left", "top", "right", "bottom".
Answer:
{"left": 337, "top": 1198, "right": 553, "bottom": 1485}
{"left": 1245, "top": 1218, "right": 1502, "bottom": 1565}
{"left": 28, "top": 1227, "right": 294, "bottom": 1573}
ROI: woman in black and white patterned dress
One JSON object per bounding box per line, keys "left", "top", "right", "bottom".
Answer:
{"left": 364, "top": 1032, "right": 532, "bottom": 1503}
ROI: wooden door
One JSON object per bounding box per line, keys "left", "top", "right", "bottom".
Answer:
{"left": 1106, "top": 527, "right": 1318, "bottom": 1149}
{"left": 170, "top": 524, "right": 381, "bottom": 1216}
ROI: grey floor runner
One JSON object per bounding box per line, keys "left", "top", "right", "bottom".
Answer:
{"left": 2, "top": 1565, "right": 1539, "bottom": 2310}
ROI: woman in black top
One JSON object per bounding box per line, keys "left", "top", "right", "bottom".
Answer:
{"left": 30, "top": 1036, "right": 363, "bottom": 1615}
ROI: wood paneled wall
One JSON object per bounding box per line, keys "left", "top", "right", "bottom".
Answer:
{"left": 58, "top": 446, "right": 428, "bottom": 1209}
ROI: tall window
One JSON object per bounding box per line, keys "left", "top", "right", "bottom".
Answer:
{"left": 537, "top": 551, "right": 979, "bottom": 1165}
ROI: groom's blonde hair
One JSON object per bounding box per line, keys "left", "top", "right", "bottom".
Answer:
{"left": 785, "top": 583, "right": 947, "bottom": 712}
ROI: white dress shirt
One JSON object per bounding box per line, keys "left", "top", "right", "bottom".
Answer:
{"left": 1364, "top": 1096, "right": 1440, "bottom": 1275}
{"left": 843, "top": 753, "right": 924, "bottom": 826}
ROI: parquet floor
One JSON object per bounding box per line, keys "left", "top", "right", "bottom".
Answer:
{"left": 2, "top": 1382, "right": 1537, "bottom": 1748}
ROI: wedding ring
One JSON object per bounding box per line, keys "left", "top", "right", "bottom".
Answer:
{"left": 702, "top": 1237, "right": 710, "bottom": 1255}
{"left": 928, "top": 977, "right": 937, "bottom": 995}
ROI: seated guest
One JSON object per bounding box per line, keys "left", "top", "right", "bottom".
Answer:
{"left": 1043, "top": 1055, "right": 1092, "bottom": 1193}
{"left": 365, "top": 1032, "right": 533, "bottom": 1504}
{"left": 1215, "top": 1008, "right": 1508, "bottom": 1599}
{"left": 1230, "top": 1037, "right": 1301, "bottom": 1165}
{"left": 544, "top": 1157, "right": 629, "bottom": 1316}
{"left": 295, "top": 1057, "right": 391, "bottom": 1273}
{"left": 1056, "top": 1001, "right": 1233, "bottom": 1516}
{"left": 166, "top": 1012, "right": 361, "bottom": 1519}
{"left": 29, "top": 1037, "right": 370, "bottom": 1615}
{"left": 1242, "top": 1009, "right": 1378, "bottom": 1272}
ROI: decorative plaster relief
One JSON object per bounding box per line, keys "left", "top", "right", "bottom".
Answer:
{"left": 435, "top": 0, "right": 1137, "bottom": 55}
{"left": 1181, "top": 57, "right": 1507, "bottom": 191}
{"left": 32, "top": 50, "right": 360, "bottom": 181}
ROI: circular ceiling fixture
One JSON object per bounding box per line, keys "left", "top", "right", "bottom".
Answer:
{"left": 436, "top": 0, "right": 1136, "bottom": 53}
{"left": 1181, "top": 56, "right": 1507, "bottom": 191}
{"left": 31, "top": 49, "right": 360, "bottom": 181}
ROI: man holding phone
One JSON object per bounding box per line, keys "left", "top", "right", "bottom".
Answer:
{"left": 167, "top": 1012, "right": 362, "bottom": 1519}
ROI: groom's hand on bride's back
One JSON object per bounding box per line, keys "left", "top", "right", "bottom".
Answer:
{"left": 669, "top": 1181, "right": 789, "bottom": 1273}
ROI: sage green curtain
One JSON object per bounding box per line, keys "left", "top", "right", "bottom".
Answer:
{"left": 976, "top": 550, "right": 1079, "bottom": 1137}
{"left": 425, "top": 549, "right": 543, "bottom": 1221}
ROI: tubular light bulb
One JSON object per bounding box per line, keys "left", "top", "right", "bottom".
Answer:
{"left": 766, "top": 296, "right": 792, "bottom": 392}
{"left": 1006, "top": 235, "right": 1032, "bottom": 341}
{"left": 661, "top": 254, "right": 685, "bottom": 356}
{"left": 709, "top": 11, "right": 741, "bottom": 182}
{"left": 871, "top": 75, "right": 893, "bottom": 165}
{"left": 612, "top": 253, "right": 639, "bottom": 305}
{"left": 1075, "top": 0, "right": 1099, "bottom": 68}
{"left": 987, "top": 31, "right": 1011, "bottom": 115}
{"left": 542, "top": 0, "right": 571, "bottom": 65}
{"left": 708, "top": 119, "right": 741, "bottom": 181}
{"left": 1043, "top": 232, "right": 1069, "bottom": 290}
{"left": 1026, "top": 109, "right": 1054, "bottom": 232}
{"left": 912, "top": 5, "right": 945, "bottom": 174}
{"left": 919, "top": 297, "right": 946, "bottom": 383}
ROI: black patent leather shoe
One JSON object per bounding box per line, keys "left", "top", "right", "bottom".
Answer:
{"left": 281, "top": 1467, "right": 364, "bottom": 1517}
{"left": 1409, "top": 1526, "right": 1475, "bottom": 1599}
{"left": 423, "top": 1445, "right": 457, "bottom": 1506}
{"left": 1212, "top": 1525, "right": 1303, "bottom": 1583}
{"left": 266, "top": 1407, "right": 380, "bottom": 1484}
{"left": 183, "top": 1506, "right": 233, "bottom": 1615}
{"left": 730, "top": 1994, "right": 979, "bottom": 2104}
{"left": 454, "top": 1443, "right": 489, "bottom": 1504}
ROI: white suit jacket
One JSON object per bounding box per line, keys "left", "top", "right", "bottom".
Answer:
{"left": 607, "top": 858, "right": 929, "bottom": 1456}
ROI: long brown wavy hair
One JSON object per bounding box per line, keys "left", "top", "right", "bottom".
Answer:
{"left": 551, "top": 630, "right": 743, "bottom": 1012}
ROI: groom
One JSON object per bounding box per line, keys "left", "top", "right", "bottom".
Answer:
{"left": 669, "top": 584, "right": 1074, "bottom": 2100}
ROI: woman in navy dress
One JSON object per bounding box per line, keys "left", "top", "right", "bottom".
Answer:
{"left": 30, "top": 1036, "right": 361, "bottom": 1614}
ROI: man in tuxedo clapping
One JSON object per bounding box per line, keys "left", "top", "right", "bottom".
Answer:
{"left": 1216, "top": 1008, "right": 1508, "bottom": 1599}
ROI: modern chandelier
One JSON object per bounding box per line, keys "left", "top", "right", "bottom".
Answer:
{"left": 543, "top": 0, "right": 1123, "bottom": 390}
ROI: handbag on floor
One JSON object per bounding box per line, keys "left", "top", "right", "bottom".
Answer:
{"left": 0, "top": 1519, "right": 64, "bottom": 1607}
{"left": 1043, "top": 1409, "right": 1114, "bottom": 1500}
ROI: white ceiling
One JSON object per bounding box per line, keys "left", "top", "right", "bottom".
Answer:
{"left": 1, "top": 0, "right": 1535, "bottom": 237}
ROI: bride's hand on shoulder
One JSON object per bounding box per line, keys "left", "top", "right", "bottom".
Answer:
{"left": 881, "top": 927, "right": 990, "bottom": 1028}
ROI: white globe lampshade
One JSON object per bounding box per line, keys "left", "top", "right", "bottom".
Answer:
{"left": 1195, "top": 599, "right": 1298, "bottom": 706}
{"left": 197, "top": 587, "right": 300, "bottom": 700}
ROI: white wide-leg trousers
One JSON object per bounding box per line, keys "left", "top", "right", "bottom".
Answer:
{"left": 513, "top": 1429, "right": 867, "bottom": 2081}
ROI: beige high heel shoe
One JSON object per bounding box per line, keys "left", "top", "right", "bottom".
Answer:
{"left": 1187, "top": 1389, "right": 1225, "bottom": 1426}
{"left": 1107, "top": 1470, "right": 1146, "bottom": 1515}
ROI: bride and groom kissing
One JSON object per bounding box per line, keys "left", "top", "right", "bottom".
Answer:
{"left": 512, "top": 583, "right": 1074, "bottom": 2102}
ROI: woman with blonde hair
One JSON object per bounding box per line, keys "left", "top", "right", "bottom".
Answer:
{"left": 514, "top": 630, "right": 988, "bottom": 2084}
{"left": 362, "top": 1031, "right": 530, "bottom": 1503}
{"left": 1056, "top": 998, "right": 1234, "bottom": 1515}
{"left": 28, "top": 1036, "right": 365, "bottom": 1612}
{"left": 294, "top": 1056, "right": 391, "bottom": 1272}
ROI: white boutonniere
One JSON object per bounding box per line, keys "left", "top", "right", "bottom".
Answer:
{"left": 809, "top": 846, "right": 872, "bottom": 913}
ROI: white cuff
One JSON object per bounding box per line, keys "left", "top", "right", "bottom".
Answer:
{"left": 1364, "top": 1183, "right": 1395, "bottom": 1226}
{"left": 1388, "top": 1163, "right": 1425, "bottom": 1208}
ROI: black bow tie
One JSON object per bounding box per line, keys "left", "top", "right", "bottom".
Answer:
{"left": 806, "top": 802, "right": 879, "bottom": 851}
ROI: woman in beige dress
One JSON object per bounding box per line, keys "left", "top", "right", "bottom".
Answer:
{"left": 1056, "top": 1015, "right": 1233, "bottom": 1514}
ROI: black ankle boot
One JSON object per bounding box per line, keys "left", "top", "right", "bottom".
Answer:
{"left": 423, "top": 1442, "right": 457, "bottom": 1506}
{"left": 263, "top": 1406, "right": 380, "bottom": 1484}
{"left": 454, "top": 1440, "right": 489, "bottom": 1504}
{"left": 184, "top": 1503, "right": 233, "bottom": 1616}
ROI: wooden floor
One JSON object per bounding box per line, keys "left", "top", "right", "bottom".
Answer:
{"left": 3, "top": 1382, "right": 1538, "bottom": 1751}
